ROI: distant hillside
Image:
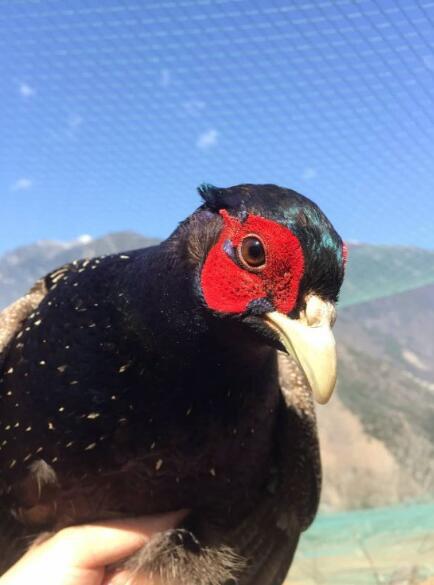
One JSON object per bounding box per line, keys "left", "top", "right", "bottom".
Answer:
{"left": 339, "top": 243, "right": 434, "bottom": 307}
{"left": 1, "top": 232, "right": 433, "bottom": 510}
{"left": 320, "top": 282, "right": 434, "bottom": 510}
{"left": 0, "top": 232, "right": 159, "bottom": 310}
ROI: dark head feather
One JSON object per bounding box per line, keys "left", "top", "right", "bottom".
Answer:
{"left": 197, "top": 184, "right": 252, "bottom": 211}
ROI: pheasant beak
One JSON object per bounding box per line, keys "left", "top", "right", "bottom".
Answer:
{"left": 264, "top": 296, "right": 337, "bottom": 404}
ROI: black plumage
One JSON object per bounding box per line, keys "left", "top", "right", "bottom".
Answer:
{"left": 0, "top": 184, "right": 345, "bottom": 584}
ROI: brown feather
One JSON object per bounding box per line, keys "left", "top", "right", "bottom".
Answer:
{"left": 0, "top": 279, "right": 47, "bottom": 359}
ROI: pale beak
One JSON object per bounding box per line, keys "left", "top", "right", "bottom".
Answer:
{"left": 264, "top": 296, "right": 337, "bottom": 404}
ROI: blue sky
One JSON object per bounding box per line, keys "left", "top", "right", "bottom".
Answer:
{"left": 1, "top": 0, "right": 434, "bottom": 255}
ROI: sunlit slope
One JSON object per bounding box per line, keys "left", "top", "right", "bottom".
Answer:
{"left": 340, "top": 244, "right": 434, "bottom": 307}
{"left": 320, "top": 282, "right": 434, "bottom": 510}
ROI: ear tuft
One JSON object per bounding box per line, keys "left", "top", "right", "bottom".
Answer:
{"left": 197, "top": 184, "right": 225, "bottom": 209}
{"left": 197, "top": 184, "right": 246, "bottom": 211}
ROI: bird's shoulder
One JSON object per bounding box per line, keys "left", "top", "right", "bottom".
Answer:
{"left": 0, "top": 278, "right": 47, "bottom": 369}
{"left": 0, "top": 258, "right": 96, "bottom": 359}
{"left": 0, "top": 249, "right": 154, "bottom": 369}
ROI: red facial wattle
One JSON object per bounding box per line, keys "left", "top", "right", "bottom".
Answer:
{"left": 342, "top": 242, "right": 349, "bottom": 268}
{"left": 201, "top": 210, "right": 305, "bottom": 314}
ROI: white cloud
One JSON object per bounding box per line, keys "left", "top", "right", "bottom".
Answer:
{"left": 19, "top": 83, "right": 35, "bottom": 98}
{"left": 11, "top": 177, "right": 33, "bottom": 191}
{"left": 197, "top": 129, "right": 219, "bottom": 150}
{"left": 50, "top": 234, "right": 94, "bottom": 250}
{"left": 301, "top": 167, "right": 317, "bottom": 181}
{"left": 76, "top": 234, "right": 93, "bottom": 245}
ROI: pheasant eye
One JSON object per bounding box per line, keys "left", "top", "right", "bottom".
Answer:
{"left": 239, "top": 236, "right": 266, "bottom": 269}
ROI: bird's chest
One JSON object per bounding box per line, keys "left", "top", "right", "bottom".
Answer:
{"left": 1, "top": 337, "right": 280, "bottom": 528}
{"left": 105, "top": 372, "right": 280, "bottom": 524}
{"left": 91, "top": 359, "right": 280, "bottom": 520}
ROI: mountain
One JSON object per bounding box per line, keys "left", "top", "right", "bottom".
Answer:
{"left": 0, "top": 232, "right": 159, "bottom": 310}
{"left": 319, "top": 282, "right": 434, "bottom": 510}
{"left": 0, "top": 233, "right": 433, "bottom": 510}
{"left": 339, "top": 243, "right": 434, "bottom": 307}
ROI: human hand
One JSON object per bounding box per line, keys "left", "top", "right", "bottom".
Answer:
{"left": 0, "top": 511, "right": 187, "bottom": 585}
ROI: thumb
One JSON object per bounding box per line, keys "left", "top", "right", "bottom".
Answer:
{"left": 0, "top": 511, "right": 188, "bottom": 585}
{"left": 52, "top": 510, "right": 188, "bottom": 568}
